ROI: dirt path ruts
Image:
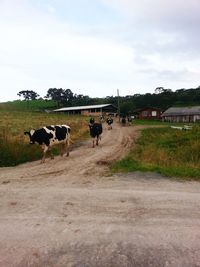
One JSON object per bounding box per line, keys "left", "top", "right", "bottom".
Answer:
{"left": 0, "top": 122, "right": 141, "bottom": 184}
{"left": 0, "top": 121, "right": 200, "bottom": 267}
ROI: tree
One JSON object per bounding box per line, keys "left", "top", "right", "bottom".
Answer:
{"left": 17, "top": 90, "right": 40, "bottom": 100}
{"left": 72, "top": 94, "right": 91, "bottom": 106}
{"left": 154, "top": 87, "right": 165, "bottom": 94}
{"left": 45, "top": 88, "right": 75, "bottom": 107}
{"left": 120, "top": 101, "right": 135, "bottom": 115}
{"left": 62, "top": 89, "right": 74, "bottom": 106}
{"left": 45, "top": 88, "right": 64, "bottom": 107}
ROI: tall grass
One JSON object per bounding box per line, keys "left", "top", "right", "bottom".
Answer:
{"left": 0, "top": 110, "right": 89, "bottom": 166}
{"left": 112, "top": 126, "right": 200, "bottom": 179}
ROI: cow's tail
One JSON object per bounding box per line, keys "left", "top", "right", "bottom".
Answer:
{"left": 69, "top": 138, "right": 74, "bottom": 144}
{"left": 66, "top": 127, "right": 74, "bottom": 144}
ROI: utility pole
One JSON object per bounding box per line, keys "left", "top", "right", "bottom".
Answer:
{"left": 117, "top": 89, "right": 120, "bottom": 122}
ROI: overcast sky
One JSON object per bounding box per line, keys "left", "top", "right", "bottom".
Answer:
{"left": 1, "top": 0, "right": 200, "bottom": 102}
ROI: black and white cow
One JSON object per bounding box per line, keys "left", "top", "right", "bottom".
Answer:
{"left": 106, "top": 117, "right": 113, "bottom": 130}
{"left": 24, "top": 125, "right": 71, "bottom": 163}
{"left": 88, "top": 118, "right": 103, "bottom": 148}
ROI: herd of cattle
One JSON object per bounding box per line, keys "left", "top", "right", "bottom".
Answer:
{"left": 24, "top": 117, "right": 114, "bottom": 163}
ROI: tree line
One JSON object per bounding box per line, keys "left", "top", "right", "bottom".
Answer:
{"left": 17, "top": 86, "right": 200, "bottom": 114}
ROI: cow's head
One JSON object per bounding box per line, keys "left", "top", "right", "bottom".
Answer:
{"left": 24, "top": 129, "right": 36, "bottom": 144}
{"left": 89, "top": 118, "right": 95, "bottom": 124}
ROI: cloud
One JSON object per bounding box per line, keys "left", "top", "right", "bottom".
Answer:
{"left": 0, "top": 0, "right": 199, "bottom": 102}
{"left": 101, "top": 0, "right": 200, "bottom": 86}
{"left": 102, "top": 0, "right": 200, "bottom": 54}
{"left": 102, "top": 0, "right": 200, "bottom": 27}
{"left": 0, "top": 1, "right": 135, "bottom": 100}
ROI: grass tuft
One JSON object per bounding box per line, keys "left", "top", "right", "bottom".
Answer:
{"left": 112, "top": 126, "right": 200, "bottom": 180}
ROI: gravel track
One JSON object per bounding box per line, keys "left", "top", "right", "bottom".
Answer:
{"left": 0, "top": 121, "right": 200, "bottom": 267}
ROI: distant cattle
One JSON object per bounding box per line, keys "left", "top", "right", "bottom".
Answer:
{"left": 88, "top": 118, "right": 103, "bottom": 148}
{"left": 127, "top": 115, "right": 133, "bottom": 126}
{"left": 24, "top": 125, "right": 71, "bottom": 163}
{"left": 106, "top": 117, "right": 113, "bottom": 130}
{"left": 121, "top": 117, "right": 126, "bottom": 126}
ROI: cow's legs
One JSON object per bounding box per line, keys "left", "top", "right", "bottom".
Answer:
{"left": 60, "top": 144, "right": 65, "bottom": 156}
{"left": 92, "top": 138, "right": 95, "bottom": 148}
{"left": 96, "top": 135, "right": 102, "bottom": 146}
{"left": 41, "top": 145, "right": 50, "bottom": 163}
{"left": 96, "top": 137, "right": 99, "bottom": 146}
{"left": 49, "top": 147, "right": 54, "bottom": 160}
{"left": 60, "top": 139, "right": 70, "bottom": 156}
{"left": 66, "top": 138, "right": 70, "bottom": 156}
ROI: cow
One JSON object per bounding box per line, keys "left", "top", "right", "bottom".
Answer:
{"left": 106, "top": 117, "right": 113, "bottom": 130}
{"left": 127, "top": 115, "right": 133, "bottom": 126}
{"left": 24, "top": 125, "right": 71, "bottom": 163}
{"left": 121, "top": 116, "right": 126, "bottom": 126}
{"left": 88, "top": 118, "right": 103, "bottom": 148}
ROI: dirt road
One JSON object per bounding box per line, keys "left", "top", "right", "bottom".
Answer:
{"left": 0, "top": 121, "right": 200, "bottom": 267}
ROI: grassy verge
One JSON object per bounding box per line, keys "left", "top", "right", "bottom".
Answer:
{"left": 133, "top": 119, "right": 168, "bottom": 125}
{"left": 0, "top": 110, "right": 89, "bottom": 166}
{"left": 112, "top": 126, "right": 200, "bottom": 180}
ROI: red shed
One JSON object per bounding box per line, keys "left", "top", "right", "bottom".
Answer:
{"left": 137, "top": 107, "right": 162, "bottom": 120}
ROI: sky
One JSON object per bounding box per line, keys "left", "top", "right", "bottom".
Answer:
{"left": 1, "top": 0, "right": 200, "bottom": 102}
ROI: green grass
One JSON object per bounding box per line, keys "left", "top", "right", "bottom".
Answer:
{"left": 132, "top": 118, "right": 195, "bottom": 127}
{"left": 0, "top": 99, "right": 57, "bottom": 111}
{"left": 112, "top": 126, "right": 200, "bottom": 180}
{"left": 133, "top": 119, "right": 166, "bottom": 125}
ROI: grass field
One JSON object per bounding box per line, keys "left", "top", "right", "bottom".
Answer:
{"left": 112, "top": 124, "right": 200, "bottom": 179}
{"left": 0, "top": 110, "right": 89, "bottom": 166}
{"left": 1, "top": 103, "right": 200, "bottom": 180}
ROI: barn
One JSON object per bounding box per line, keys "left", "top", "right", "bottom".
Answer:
{"left": 161, "top": 106, "right": 200, "bottom": 123}
{"left": 53, "top": 104, "right": 117, "bottom": 116}
{"left": 135, "top": 107, "right": 162, "bottom": 120}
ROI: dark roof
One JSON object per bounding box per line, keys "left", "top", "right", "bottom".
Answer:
{"left": 162, "top": 106, "right": 200, "bottom": 116}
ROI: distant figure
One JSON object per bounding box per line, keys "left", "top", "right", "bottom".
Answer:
{"left": 106, "top": 117, "right": 113, "bottom": 130}
{"left": 99, "top": 115, "right": 104, "bottom": 123}
{"left": 121, "top": 116, "right": 126, "bottom": 126}
{"left": 127, "top": 115, "right": 132, "bottom": 126}
{"left": 88, "top": 118, "right": 103, "bottom": 148}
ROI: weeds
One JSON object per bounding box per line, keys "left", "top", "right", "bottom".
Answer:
{"left": 112, "top": 126, "right": 200, "bottom": 179}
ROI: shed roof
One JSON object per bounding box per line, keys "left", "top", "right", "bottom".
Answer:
{"left": 162, "top": 106, "right": 200, "bottom": 116}
{"left": 54, "top": 104, "right": 117, "bottom": 112}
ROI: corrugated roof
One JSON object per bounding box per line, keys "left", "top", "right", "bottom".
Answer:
{"left": 162, "top": 106, "right": 200, "bottom": 116}
{"left": 54, "top": 104, "right": 116, "bottom": 112}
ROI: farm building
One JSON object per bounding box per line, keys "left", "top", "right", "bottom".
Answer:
{"left": 53, "top": 104, "right": 117, "bottom": 116}
{"left": 135, "top": 107, "right": 162, "bottom": 120}
{"left": 162, "top": 106, "right": 200, "bottom": 123}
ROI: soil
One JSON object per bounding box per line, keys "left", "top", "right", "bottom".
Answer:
{"left": 0, "top": 121, "right": 200, "bottom": 267}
